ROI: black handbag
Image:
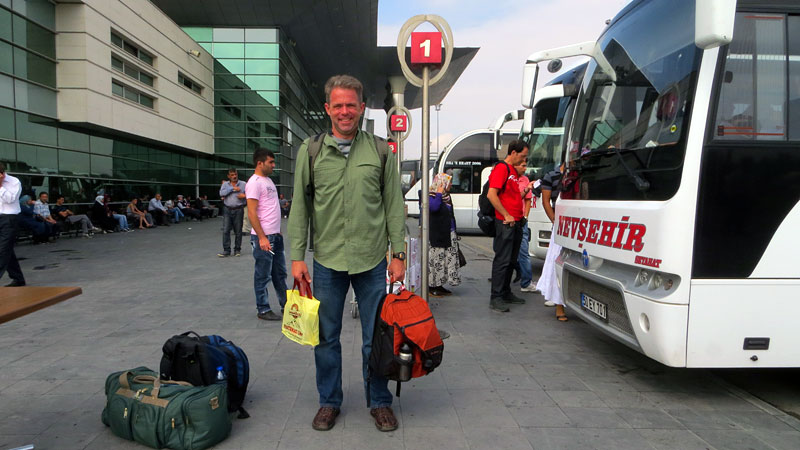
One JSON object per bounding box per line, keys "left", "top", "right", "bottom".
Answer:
{"left": 457, "top": 244, "right": 467, "bottom": 267}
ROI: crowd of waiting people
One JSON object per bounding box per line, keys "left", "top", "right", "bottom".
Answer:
{"left": 16, "top": 190, "right": 219, "bottom": 243}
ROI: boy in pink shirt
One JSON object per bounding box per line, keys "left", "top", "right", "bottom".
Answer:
{"left": 245, "top": 148, "right": 287, "bottom": 320}
{"left": 515, "top": 160, "right": 537, "bottom": 293}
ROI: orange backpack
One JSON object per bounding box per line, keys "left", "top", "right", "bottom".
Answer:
{"left": 368, "top": 290, "right": 444, "bottom": 401}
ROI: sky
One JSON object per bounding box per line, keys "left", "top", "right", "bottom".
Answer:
{"left": 368, "top": 0, "right": 631, "bottom": 160}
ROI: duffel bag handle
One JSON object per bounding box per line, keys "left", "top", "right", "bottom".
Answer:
{"left": 180, "top": 331, "right": 203, "bottom": 339}
{"left": 118, "top": 371, "right": 134, "bottom": 389}
{"left": 132, "top": 375, "right": 193, "bottom": 387}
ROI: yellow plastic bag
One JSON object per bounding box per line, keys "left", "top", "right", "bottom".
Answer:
{"left": 282, "top": 284, "right": 320, "bottom": 346}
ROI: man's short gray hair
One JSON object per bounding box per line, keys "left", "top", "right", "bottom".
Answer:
{"left": 324, "top": 75, "right": 363, "bottom": 103}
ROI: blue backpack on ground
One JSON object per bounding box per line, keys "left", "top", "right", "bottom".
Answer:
{"left": 160, "top": 331, "right": 251, "bottom": 418}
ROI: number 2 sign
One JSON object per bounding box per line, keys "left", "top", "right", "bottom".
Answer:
{"left": 390, "top": 114, "right": 408, "bottom": 132}
{"left": 410, "top": 32, "right": 442, "bottom": 65}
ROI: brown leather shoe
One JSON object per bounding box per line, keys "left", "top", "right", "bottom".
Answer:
{"left": 370, "top": 406, "right": 398, "bottom": 432}
{"left": 311, "top": 407, "right": 340, "bottom": 431}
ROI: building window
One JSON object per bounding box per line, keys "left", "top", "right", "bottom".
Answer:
{"left": 178, "top": 72, "right": 202, "bottom": 94}
{"left": 112, "top": 80, "right": 155, "bottom": 109}
{"left": 111, "top": 55, "right": 154, "bottom": 87}
{"left": 110, "top": 31, "right": 154, "bottom": 67}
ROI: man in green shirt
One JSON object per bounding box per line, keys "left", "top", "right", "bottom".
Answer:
{"left": 289, "top": 75, "right": 406, "bottom": 433}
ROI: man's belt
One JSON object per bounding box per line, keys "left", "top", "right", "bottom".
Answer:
{"left": 225, "top": 205, "right": 246, "bottom": 210}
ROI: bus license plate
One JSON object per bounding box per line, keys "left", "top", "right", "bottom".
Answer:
{"left": 580, "top": 293, "right": 607, "bottom": 321}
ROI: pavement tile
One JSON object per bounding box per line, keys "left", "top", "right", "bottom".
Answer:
{"left": 532, "top": 375, "right": 591, "bottom": 392}
{"left": 450, "top": 389, "right": 517, "bottom": 428}
{"left": 399, "top": 388, "right": 460, "bottom": 428}
{"left": 440, "top": 363, "right": 493, "bottom": 389}
{"left": 560, "top": 407, "right": 631, "bottom": 429}
{"left": 463, "top": 427, "right": 534, "bottom": 450}
{"left": 498, "top": 389, "right": 557, "bottom": 408}
{"left": 693, "top": 429, "right": 774, "bottom": 450}
{"left": 403, "top": 426, "right": 469, "bottom": 449}
{"left": 278, "top": 427, "right": 345, "bottom": 450}
{"left": 546, "top": 390, "right": 607, "bottom": 408}
{"left": 524, "top": 427, "right": 655, "bottom": 450}
{"left": 666, "top": 408, "right": 739, "bottom": 430}
{"left": 748, "top": 429, "right": 800, "bottom": 450}
{"left": 723, "top": 410, "right": 800, "bottom": 432}
{"left": 635, "top": 429, "right": 715, "bottom": 450}
{"left": 612, "top": 407, "right": 685, "bottom": 429}
{"left": 509, "top": 406, "right": 572, "bottom": 428}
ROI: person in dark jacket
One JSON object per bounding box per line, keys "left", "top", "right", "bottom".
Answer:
{"left": 428, "top": 174, "right": 461, "bottom": 297}
{"left": 90, "top": 195, "right": 120, "bottom": 232}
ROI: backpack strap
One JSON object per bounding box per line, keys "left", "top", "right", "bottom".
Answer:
{"left": 307, "top": 132, "right": 389, "bottom": 195}
{"left": 372, "top": 134, "right": 390, "bottom": 191}
{"left": 492, "top": 161, "right": 511, "bottom": 194}
{"left": 306, "top": 132, "right": 326, "bottom": 198}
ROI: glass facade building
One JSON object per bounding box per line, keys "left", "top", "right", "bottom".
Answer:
{"left": 0, "top": 1, "right": 327, "bottom": 212}
{"left": 184, "top": 26, "right": 327, "bottom": 195}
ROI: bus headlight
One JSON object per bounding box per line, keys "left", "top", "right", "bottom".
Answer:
{"left": 539, "top": 230, "right": 551, "bottom": 240}
{"left": 649, "top": 273, "right": 663, "bottom": 290}
{"left": 635, "top": 269, "right": 651, "bottom": 287}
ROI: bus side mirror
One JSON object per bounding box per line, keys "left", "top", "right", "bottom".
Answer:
{"left": 521, "top": 63, "right": 539, "bottom": 108}
{"left": 695, "top": 0, "right": 736, "bottom": 49}
{"left": 522, "top": 109, "right": 534, "bottom": 134}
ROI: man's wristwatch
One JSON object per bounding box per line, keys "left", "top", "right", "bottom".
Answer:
{"left": 392, "top": 252, "right": 406, "bottom": 261}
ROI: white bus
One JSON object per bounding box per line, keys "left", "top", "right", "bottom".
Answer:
{"left": 405, "top": 85, "right": 581, "bottom": 235}
{"left": 404, "top": 126, "right": 521, "bottom": 232}
{"left": 524, "top": 64, "right": 586, "bottom": 259}
{"left": 524, "top": 0, "right": 800, "bottom": 367}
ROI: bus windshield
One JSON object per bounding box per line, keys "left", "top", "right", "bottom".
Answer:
{"left": 524, "top": 96, "right": 572, "bottom": 181}
{"left": 564, "top": 0, "right": 701, "bottom": 201}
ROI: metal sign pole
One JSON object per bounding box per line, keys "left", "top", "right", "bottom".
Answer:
{"left": 397, "top": 14, "right": 453, "bottom": 299}
{"left": 420, "top": 66, "right": 431, "bottom": 301}
{"left": 396, "top": 131, "right": 402, "bottom": 174}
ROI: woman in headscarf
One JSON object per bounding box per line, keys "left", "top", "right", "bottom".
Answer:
{"left": 91, "top": 194, "right": 128, "bottom": 232}
{"left": 428, "top": 173, "right": 461, "bottom": 297}
{"left": 18, "top": 195, "right": 54, "bottom": 243}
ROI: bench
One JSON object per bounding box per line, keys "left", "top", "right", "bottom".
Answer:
{"left": 0, "top": 286, "right": 82, "bottom": 325}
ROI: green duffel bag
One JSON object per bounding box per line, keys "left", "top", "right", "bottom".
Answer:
{"left": 101, "top": 367, "right": 231, "bottom": 450}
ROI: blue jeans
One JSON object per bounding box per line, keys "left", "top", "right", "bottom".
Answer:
{"left": 112, "top": 213, "right": 128, "bottom": 230}
{"left": 172, "top": 208, "right": 184, "bottom": 223}
{"left": 222, "top": 207, "right": 244, "bottom": 254}
{"left": 251, "top": 233, "right": 287, "bottom": 313}
{"left": 313, "top": 259, "right": 391, "bottom": 409}
{"left": 518, "top": 225, "right": 533, "bottom": 288}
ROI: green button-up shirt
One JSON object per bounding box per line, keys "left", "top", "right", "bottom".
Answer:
{"left": 288, "top": 131, "right": 406, "bottom": 274}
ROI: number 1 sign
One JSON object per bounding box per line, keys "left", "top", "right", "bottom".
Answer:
{"left": 410, "top": 32, "right": 442, "bottom": 65}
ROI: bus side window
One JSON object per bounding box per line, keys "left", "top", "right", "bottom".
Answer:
{"left": 789, "top": 16, "right": 800, "bottom": 140}
{"left": 446, "top": 166, "right": 472, "bottom": 194}
{"left": 714, "top": 13, "right": 788, "bottom": 141}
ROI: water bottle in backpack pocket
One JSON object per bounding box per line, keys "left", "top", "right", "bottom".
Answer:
{"left": 367, "top": 290, "right": 444, "bottom": 404}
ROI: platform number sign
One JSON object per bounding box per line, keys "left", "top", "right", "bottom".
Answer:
{"left": 410, "top": 32, "right": 442, "bottom": 65}
{"left": 390, "top": 114, "right": 408, "bottom": 132}
{"left": 388, "top": 141, "right": 398, "bottom": 154}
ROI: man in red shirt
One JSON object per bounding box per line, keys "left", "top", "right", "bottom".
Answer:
{"left": 486, "top": 140, "right": 532, "bottom": 312}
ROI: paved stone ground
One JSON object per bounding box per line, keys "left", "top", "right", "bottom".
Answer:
{"left": 1, "top": 218, "right": 799, "bottom": 450}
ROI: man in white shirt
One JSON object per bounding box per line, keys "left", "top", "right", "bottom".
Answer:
{"left": 0, "top": 162, "right": 25, "bottom": 286}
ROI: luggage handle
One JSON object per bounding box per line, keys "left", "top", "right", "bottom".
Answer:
{"left": 180, "top": 331, "right": 203, "bottom": 339}
{"left": 132, "top": 375, "right": 193, "bottom": 387}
